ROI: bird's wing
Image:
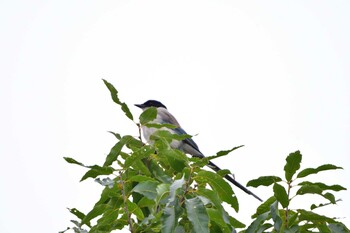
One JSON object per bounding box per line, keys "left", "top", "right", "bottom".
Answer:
{"left": 173, "top": 127, "right": 204, "bottom": 158}
{"left": 157, "top": 108, "right": 181, "bottom": 127}
{"left": 157, "top": 108, "right": 204, "bottom": 157}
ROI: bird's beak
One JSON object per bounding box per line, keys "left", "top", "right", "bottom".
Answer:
{"left": 135, "top": 104, "right": 145, "bottom": 109}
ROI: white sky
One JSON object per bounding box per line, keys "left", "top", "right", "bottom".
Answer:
{"left": 1, "top": 1, "right": 349, "bottom": 232}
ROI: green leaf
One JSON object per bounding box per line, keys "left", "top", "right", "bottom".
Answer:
{"left": 247, "top": 176, "right": 282, "bottom": 188}
{"left": 245, "top": 212, "right": 270, "bottom": 233}
{"left": 270, "top": 201, "right": 282, "bottom": 232}
{"left": 161, "top": 199, "right": 182, "bottom": 233}
{"left": 156, "top": 183, "right": 170, "bottom": 206}
{"left": 297, "top": 209, "right": 336, "bottom": 223}
{"left": 284, "top": 151, "right": 302, "bottom": 182}
{"left": 96, "top": 208, "right": 119, "bottom": 227}
{"left": 197, "top": 188, "right": 230, "bottom": 224}
{"left": 298, "top": 181, "right": 346, "bottom": 192}
{"left": 103, "top": 135, "right": 134, "bottom": 166}
{"left": 108, "top": 131, "right": 121, "bottom": 139}
{"left": 228, "top": 216, "right": 246, "bottom": 229}
{"left": 195, "top": 171, "right": 238, "bottom": 212}
{"left": 311, "top": 202, "right": 332, "bottom": 210}
{"left": 185, "top": 197, "right": 210, "bottom": 233}
{"left": 137, "top": 197, "right": 155, "bottom": 209}
{"left": 127, "top": 200, "right": 144, "bottom": 220}
{"left": 205, "top": 145, "right": 244, "bottom": 161}
{"left": 151, "top": 130, "right": 191, "bottom": 143}
{"left": 68, "top": 208, "right": 89, "bottom": 227}
{"left": 140, "top": 107, "right": 157, "bottom": 125}
{"left": 288, "top": 211, "right": 299, "bottom": 228}
{"left": 82, "top": 204, "right": 108, "bottom": 226}
{"left": 206, "top": 208, "right": 232, "bottom": 233}
{"left": 102, "top": 79, "right": 133, "bottom": 121}
{"left": 252, "top": 196, "right": 277, "bottom": 218}
{"left": 128, "top": 175, "right": 156, "bottom": 183}
{"left": 80, "top": 165, "right": 114, "bottom": 182}
{"left": 64, "top": 157, "right": 85, "bottom": 167}
{"left": 145, "top": 123, "right": 177, "bottom": 129}
{"left": 317, "top": 223, "right": 332, "bottom": 233}
{"left": 132, "top": 181, "right": 159, "bottom": 200}
{"left": 323, "top": 192, "right": 336, "bottom": 204}
{"left": 296, "top": 184, "right": 323, "bottom": 195}
{"left": 297, "top": 164, "right": 343, "bottom": 178}
{"left": 159, "top": 149, "right": 188, "bottom": 172}
{"left": 273, "top": 183, "right": 289, "bottom": 208}
{"left": 296, "top": 184, "right": 337, "bottom": 203}
{"left": 95, "top": 177, "right": 115, "bottom": 188}
{"left": 328, "top": 222, "right": 350, "bottom": 233}
{"left": 168, "top": 176, "right": 185, "bottom": 203}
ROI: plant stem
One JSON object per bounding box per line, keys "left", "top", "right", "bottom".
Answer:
{"left": 285, "top": 181, "right": 292, "bottom": 228}
{"left": 119, "top": 172, "right": 134, "bottom": 233}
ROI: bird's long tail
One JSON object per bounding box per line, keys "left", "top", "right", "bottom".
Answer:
{"left": 208, "top": 161, "right": 262, "bottom": 202}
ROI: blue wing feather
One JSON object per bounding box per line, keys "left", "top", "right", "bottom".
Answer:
{"left": 173, "top": 127, "right": 201, "bottom": 152}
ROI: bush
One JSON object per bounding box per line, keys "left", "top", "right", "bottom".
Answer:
{"left": 61, "top": 80, "right": 349, "bottom": 233}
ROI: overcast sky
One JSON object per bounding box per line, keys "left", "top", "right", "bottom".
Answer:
{"left": 1, "top": 1, "right": 349, "bottom": 232}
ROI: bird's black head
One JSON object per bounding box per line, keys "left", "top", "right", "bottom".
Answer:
{"left": 135, "top": 100, "right": 167, "bottom": 109}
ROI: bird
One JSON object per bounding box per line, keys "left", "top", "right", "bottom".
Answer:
{"left": 135, "top": 100, "right": 262, "bottom": 202}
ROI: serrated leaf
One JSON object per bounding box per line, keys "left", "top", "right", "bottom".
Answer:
{"left": 127, "top": 200, "right": 144, "bottom": 220}
{"left": 297, "top": 164, "right": 343, "bottom": 178}
{"left": 273, "top": 183, "right": 289, "bottom": 208}
{"left": 80, "top": 165, "right": 114, "bottom": 182}
{"left": 284, "top": 151, "right": 302, "bottom": 182}
{"left": 140, "top": 107, "right": 157, "bottom": 125}
{"left": 195, "top": 171, "right": 239, "bottom": 212}
{"left": 132, "top": 181, "right": 159, "bottom": 200}
{"left": 247, "top": 176, "right": 282, "bottom": 188}
{"left": 252, "top": 196, "right": 277, "bottom": 218}
{"left": 185, "top": 197, "right": 210, "bottom": 233}
{"left": 103, "top": 79, "right": 133, "bottom": 120}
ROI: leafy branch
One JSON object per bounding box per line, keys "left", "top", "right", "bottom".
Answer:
{"left": 62, "top": 80, "right": 349, "bottom": 233}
